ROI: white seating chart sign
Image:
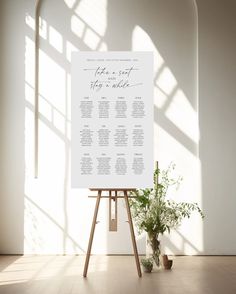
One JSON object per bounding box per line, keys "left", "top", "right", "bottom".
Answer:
{"left": 71, "top": 52, "right": 153, "bottom": 188}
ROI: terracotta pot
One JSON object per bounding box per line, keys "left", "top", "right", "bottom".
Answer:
{"left": 162, "top": 254, "right": 173, "bottom": 270}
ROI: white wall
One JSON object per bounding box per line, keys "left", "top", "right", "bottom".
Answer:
{"left": 0, "top": 0, "right": 235, "bottom": 255}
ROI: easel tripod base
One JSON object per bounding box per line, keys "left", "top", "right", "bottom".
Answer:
{"left": 83, "top": 189, "right": 142, "bottom": 278}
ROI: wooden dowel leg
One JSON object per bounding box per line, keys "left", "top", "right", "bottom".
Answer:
{"left": 83, "top": 190, "right": 102, "bottom": 277}
{"left": 124, "top": 191, "right": 142, "bottom": 277}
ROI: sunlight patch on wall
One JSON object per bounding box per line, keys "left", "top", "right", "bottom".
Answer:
{"left": 38, "top": 95, "right": 53, "bottom": 122}
{"left": 25, "top": 14, "right": 35, "bottom": 31}
{"left": 74, "top": 0, "right": 107, "bottom": 37}
{"left": 83, "top": 27, "right": 100, "bottom": 50}
{"left": 66, "top": 41, "right": 78, "bottom": 62}
{"left": 24, "top": 107, "right": 66, "bottom": 254}
{"left": 132, "top": 24, "right": 202, "bottom": 255}
{"left": 25, "top": 36, "right": 35, "bottom": 88}
{"left": 25, "top": 14, "right": 47, "bottom": 39}
{"left": 64, "top": 0, "right": 77, "bottom": 9}
{"left": 156, "top": 67, "right": 177, "bottom": 96}
{"left": 25, "top": 83, "right": 35, "bottom": 106}
{"left": 39, "top": 18, "right": 47, "bottom": 40}
{"left": 132, "top": 25, "right": 164, "bottom": 74}
{"left": 24, "top": 8, "right": 109, "bottom": 253}
{"left": 70, "top": 0, "right": 108, "bottom": 50}
{"left": 49, "top": 25, "right": 63, "bottom": 54}
{"left": 156, "top": 126, "right": 203, "bottom": 254}
{"left": 39, "top": 49, "right": 66, "bottom": 115}
{"left": 154, "top": 87, "right": 168, "bottom": 109}
{"left": 165, "top": 89, "right": 199, "bottom": 143}
{"left": 53, "top": 108, "right": 66, "bottom": 134}
{"left": 98, "top": 41, "right": 108, "bottom": 51}
{"left": 24, "top": 106, "right": 34, "bottom": 176}
{"left": 70, "top": 14, "right": 103, "bottom": 50}
{"left": 71, "top": 15, "right": 85, "bottom": 39}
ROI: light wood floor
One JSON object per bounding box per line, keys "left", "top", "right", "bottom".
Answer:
{"left": 0, "top": 255, "right": 236, "bottom": 294}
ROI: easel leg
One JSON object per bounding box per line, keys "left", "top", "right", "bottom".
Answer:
{"left": 83, "top": 190, "right": 102, "bottom": 277}
{"left": 124, "top": 191, "right": 142, "bottom": 277}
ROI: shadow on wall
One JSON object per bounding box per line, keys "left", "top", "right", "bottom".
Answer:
{"left": 198, "top": 0, "right": 236, "bottom": 255}
{"left": 23, "top": 0, "right": 200, "bottom": 255}
{"left": 0, "top": 1, "right": 25, "bottom": 254}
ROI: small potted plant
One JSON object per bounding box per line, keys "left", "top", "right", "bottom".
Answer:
{"left": 141, "top": 257, "right": 153, "bottom": 273}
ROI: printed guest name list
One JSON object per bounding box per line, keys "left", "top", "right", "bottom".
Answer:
{"left": 71, "top": 52, "right": 153, "bottom": 188}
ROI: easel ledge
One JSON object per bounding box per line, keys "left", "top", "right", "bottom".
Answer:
{"left": 83, "top": 188, "right": 142, "bottom": 278}
{"left": 89, "top": 188, "right": 136, "bottom": 191}
{"left": 88, "top": 188, "right": 137, "bottom": 198}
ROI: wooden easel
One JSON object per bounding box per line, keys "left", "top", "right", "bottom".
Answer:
{"left": 83, "top": 188, "right": 142, "bottom": 277}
